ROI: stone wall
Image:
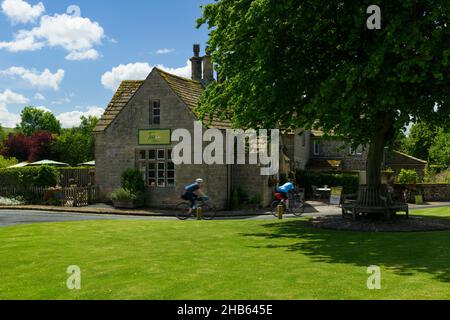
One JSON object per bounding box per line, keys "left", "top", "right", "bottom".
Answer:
{"left": 394, "top": 184, "right": 450, "bottom": 202}
{"left": 231, "top": 164, "right": 273, "bottom": 207}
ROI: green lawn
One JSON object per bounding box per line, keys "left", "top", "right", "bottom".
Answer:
{"left": 1, "top": 207, "right": 450, "bottom": 300}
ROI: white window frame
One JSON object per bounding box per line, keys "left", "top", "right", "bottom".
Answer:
{"left": 136, "top": 148, "right": 174, "bottom": 188}
{"left": 313, "top": 141, "right": 320, "bottom": 156}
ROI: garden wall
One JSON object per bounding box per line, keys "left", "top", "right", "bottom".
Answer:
{"left": 394, "top": 184, "right": 450, "bottom": 202}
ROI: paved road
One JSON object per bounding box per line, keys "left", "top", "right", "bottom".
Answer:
{"left": 1, "top": 202, "right": 449, "bottom": 228}
{"left": 0, "top": 210, "right": 177, "bottom": 228}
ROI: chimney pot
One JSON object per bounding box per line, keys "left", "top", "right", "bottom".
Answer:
{"left": 193, "top": 44, "right": 200, "bottom": 57}
{"left": 190, "top": 44, "right": 202, "bottom": 81}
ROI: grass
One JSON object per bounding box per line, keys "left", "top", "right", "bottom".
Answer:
{"left": 0, "top": 207, "right": 450, "bottom": 300}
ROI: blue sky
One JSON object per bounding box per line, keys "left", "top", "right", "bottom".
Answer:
{"left": 0, "top": 0, "right": 212, "bottom": 128}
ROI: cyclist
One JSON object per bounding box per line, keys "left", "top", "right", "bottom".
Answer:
{"left": 181, "top": 178, "right": 207, "bottom": 214}
{"left": 276, "top": 180, "right": 295, "bottom": 208}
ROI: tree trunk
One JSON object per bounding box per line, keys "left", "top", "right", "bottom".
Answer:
{"left": 366, "top": 113, "right": 395, "bottom": 188}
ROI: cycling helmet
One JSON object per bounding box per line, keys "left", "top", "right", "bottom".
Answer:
{"left": 196, "top": 178, "right": 204, "bottom": 184}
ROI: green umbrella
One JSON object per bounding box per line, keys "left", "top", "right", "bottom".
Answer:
{"left": 77, "top": 160, "right": 95, "bottom": 167}
{"left": 27, "top": 160, "right": 70, "bottom": 167}
{"left": 7, "top": 162, "right": 29, "bottom": 168}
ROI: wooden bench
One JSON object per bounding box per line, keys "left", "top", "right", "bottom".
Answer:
{"left": 342, "top": 185, "right": 409, "bottom": 220}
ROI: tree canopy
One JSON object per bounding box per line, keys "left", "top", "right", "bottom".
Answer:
{"left": 401, "top": 122, "right": 438, "bottom": 161}
{"left": 198, "top": 0, "right": 450, "bottom": 186}
{"left": 17, "top": 106, "right": 61, "bottom": 136}
{"left": 52, "top": 116, "right": 98, "bottom": 166}
{"left": 429, "top": 129, "right": 450, "bottom": 166}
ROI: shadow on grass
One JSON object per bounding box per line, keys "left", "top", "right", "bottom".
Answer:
{"left": 242, "top": 219, "right": 450, "bottom": 283}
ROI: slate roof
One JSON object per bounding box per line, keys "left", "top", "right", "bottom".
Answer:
{"left": 157, "top": 69, "right": 232, "bottom": 129}
{"left": 94, "top": 68, "right": 231, "bottom": 132}
{"left": 94, "top": 80, "right": 144, "bottom": 132}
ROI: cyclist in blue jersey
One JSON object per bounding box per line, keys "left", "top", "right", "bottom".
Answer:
{"left": 181, "top": 178, "right": 207, "bottom": 214}
{"left": 276, "top": 180, "right": 295, "bottom": 208}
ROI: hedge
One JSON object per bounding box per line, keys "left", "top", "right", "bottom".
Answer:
{"left": 0, "top": 165, "right": 60, "bottom": 188}
{"left": 295, "top": 171, "right": 359, "bottom": 196}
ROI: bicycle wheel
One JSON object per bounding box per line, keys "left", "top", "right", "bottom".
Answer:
{"left": 290, "top": 202, "right": 305, "bottom": 216}
{"left": 201, "top": 203, "right": 216, "bottom": 220}
{"left": 176, "top": 202, "right": 191, "bottom": 220}
{"left": 270, "top": 201, "right": 284, "bottom": 217}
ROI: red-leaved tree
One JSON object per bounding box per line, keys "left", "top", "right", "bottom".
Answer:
{"left": 1, "top": 131, "right": 54, "bottom": 162}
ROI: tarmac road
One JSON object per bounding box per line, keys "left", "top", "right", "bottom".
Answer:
{"left": 0, "top": 210, "right": 175, "bottom": 228}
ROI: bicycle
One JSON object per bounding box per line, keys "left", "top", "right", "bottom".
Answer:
{"left": 270, "top": 192, "right": 305, "bottom": 217}
{"left": 176, "top": 197, "right": 216, "bottom": 220}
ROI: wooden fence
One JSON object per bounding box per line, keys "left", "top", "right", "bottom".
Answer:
{"left": 59, "top": 168, "right": 95, "bottom": 187}
{"left": 0, "top": 186, "right": 98, "bottom": 207}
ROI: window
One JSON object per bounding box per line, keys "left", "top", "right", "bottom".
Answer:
{"left": 150, "top": 100, "right": 161, "bottom": 125}
{"left": 313, "top": 141, "right": 320, "bottom": 156}
{"left": 136, "top": 148, "right": 174, "bottom": 187}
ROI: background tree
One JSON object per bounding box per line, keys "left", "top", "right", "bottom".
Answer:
{"left": 52, "top": 116, "right": 98, "bottom": 166}
{"left": 1, "top": 131, "right": 54, "bottom": 162}
{"left": 1, "top": 133, "right": 29, "bottom": 161}
{"left": 429, "top": 129, "right": 450, "bottom": 166}
{"left": 198, "top": 0, "right": 450, "bottom": 189}
{"left": 401, "top": 122, "right": 438, "bottom": 161}
{"left": 17, "top": 107, "right": 61, "bottom": 136}
{"left": 27, "top": 131, "right": 54, "bottom": 162}
{"left": 0, "top": 124, "right": 5, "bottom": 149}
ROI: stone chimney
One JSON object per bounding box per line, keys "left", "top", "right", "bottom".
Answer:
{"left": 202, "top": 54, "right": 214, "bottom": 85}
{"left": 190, "top": 44, "right": 202, "bottom": 81}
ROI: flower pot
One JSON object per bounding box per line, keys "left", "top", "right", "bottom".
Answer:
{"left": 112, "top": 201, "right": 137, "bottom": 209}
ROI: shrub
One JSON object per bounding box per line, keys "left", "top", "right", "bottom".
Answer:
{"left": 0, "top": 155, "right": 18, "bottom": 169}
{"left": 33, "top": 165, "right": 59, "bottom": 187}
{"left": 111, "top": 188, "right": 137, "bottom": 202}
{"left": 121, "top": 169, "right": 146, "bottom": 194}
{"left": 295, "top": 171, "right": 359, "bottom": 196}
{"left": 397, "top": 169, "right": 419, "bottom": 184}
{"left": 0, "top": 165, "right": 59, "bottom": 188}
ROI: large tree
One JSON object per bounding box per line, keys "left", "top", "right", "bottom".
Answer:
{"left": 17, "top": 106, "right": 61, "bottom": 136}
{"left": 197, "top": 0, "right": 450, "bottom": 188}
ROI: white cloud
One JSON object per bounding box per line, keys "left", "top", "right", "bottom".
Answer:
{"left": 0, "top": 12, "right": 104, "bottom": 60}
{"left": 35, "top": 105, "right": 51, "bottom": 112}
{"left": 101, "top": 62, "right": 152, "bottom": 91}
{"left": 0, "top": 89, "right": 29, "bottom": 127}
{"left": 1, "top": 66, "right": 65, "bottom": 90}
{"left": 51, "top": 96, "right": 71, "bottom": 105}
{"left": 57, "top": 106, "right": 104, "bottom": 128}
{"left": 156, "top": 48, "right": 174, "bottom": 55}
{"left": 65, "top": 49, "right": 99, "bottom": 61}
{"left": 101, "top": 60, "right": 192, "bottom": 91}
{"left": 34, "top": 93, "right": 45, "bottom": 100}
{"left": 157, "top": 60, "right": 191, "bottom": 79}
{"left": 1, "top": 0, "right": 45, "bottom": 24}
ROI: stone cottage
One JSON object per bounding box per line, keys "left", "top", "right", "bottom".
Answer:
{"left": 283, "top": 129, "right": 427, "bottom": 176}
{"left": 94, "top": 45, "right": 273, "bottom": 209}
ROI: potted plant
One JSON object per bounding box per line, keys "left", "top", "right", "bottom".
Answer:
{"left": 111, "top": 188, "right": 138, "bottom": 209}
{"left": 111, "top": 169, "right": 146, "bottom": 209}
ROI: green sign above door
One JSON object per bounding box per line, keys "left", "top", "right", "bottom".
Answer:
{"left": 138, "top": 129, "right": 171, "bottom": 145}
